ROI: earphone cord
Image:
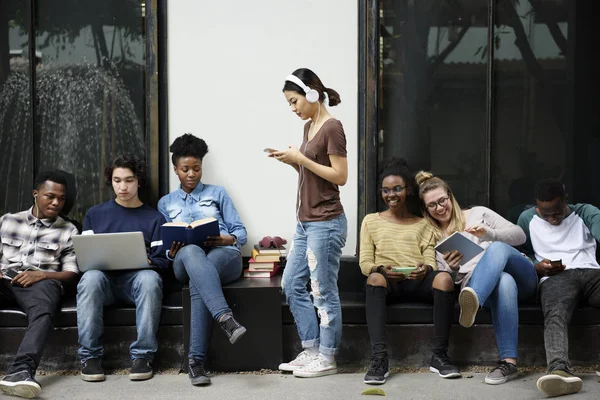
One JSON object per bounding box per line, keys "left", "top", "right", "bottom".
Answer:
{"left": 295, "top": 106, "right": 321, "bottom": 236}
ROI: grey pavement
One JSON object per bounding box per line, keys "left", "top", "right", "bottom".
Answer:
{"left": 16, "top": 371, "right": 600, "bottom": 400}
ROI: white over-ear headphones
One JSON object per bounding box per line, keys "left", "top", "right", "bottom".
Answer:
{"left": 286, "top": 75, "right": 319, "bottom": 103}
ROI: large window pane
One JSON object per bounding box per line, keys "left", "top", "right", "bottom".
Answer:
{"left": 0, "top": 0, "right": 32, "bottom": 215}
{"left": 35, "top": 0, "right": 146, "bottom": 221}
{"left": 379, "top": 0, "right": 489, "bottom": 210}
{"left": 491, "top": 0, "right": 597, "bottom": 221}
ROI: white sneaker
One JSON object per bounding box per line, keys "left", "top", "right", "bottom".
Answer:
{"left": 278, "top": 350, "right": 317, "bottom": 372}
{"left": 458, "top": 287, "right": 479, "bottom": 328}
{"left": 597, "top": 371, "right": 600, "bottom": 377}
{"left": 293, "top": 354, "right": 338, "bottom": 378}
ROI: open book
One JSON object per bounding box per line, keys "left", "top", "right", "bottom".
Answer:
{"left": 434, "top": 231, "right": 485, "bottom": 266}
{"left": 161, "top": 217, "right": 220, "bottom": 248}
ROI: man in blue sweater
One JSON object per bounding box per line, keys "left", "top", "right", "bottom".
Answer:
{"left": 77, "top": 154, "right": 168, "bottom": 382}
{"left": 518, "top": 179, "right": 600, "bottom": 397}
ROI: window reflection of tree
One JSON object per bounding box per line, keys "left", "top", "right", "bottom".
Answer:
{"left": 0, "top": 1, "right": 146, "bottom": 218}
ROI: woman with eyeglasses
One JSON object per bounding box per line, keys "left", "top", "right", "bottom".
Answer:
{"left": 359, "top": 159, "right": 459, "bottom": 385}
{"left": 415, "top": 171, "right": 538, "bottom": 386}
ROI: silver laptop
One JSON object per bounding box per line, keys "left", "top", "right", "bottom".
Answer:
{"left": 73, "top": 232, "right": 150, "bottom": 273}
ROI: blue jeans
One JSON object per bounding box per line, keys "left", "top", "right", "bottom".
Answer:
{"left": 282, "top": 213, "right": 347, "bottom": 356}
{"left": 173, "top": 245, "right": 242, "bottom": 363}
{"left": 77, "top": 269, "right": 163, "bottom": 362}
{"left": 467, "top": 241, "right": 538, "bottom": 359}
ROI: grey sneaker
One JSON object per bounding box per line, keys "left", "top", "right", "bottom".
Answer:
{"left": 188, "top": 360, "right": 211, "bottom": 386}
{"left": 536, "top": 370, "right": 582, "bottom": 397}
{"left": 218, "top": 315, "right": 247, "bottom": 344}
{"left": 458, "top": 287, "right": 479, "bottom": 328}
{"left": 0, "top": 370, "right": 41, "bottom": 399}
{"left": 484, "top": 360, "right": 519, "bottom": 385}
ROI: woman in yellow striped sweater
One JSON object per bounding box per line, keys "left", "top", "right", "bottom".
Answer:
{"left": 359, "top": 158, "right": 458, "bottom": 385}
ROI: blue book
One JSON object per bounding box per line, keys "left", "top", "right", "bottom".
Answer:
{"left": 434, "top": 231, "right": 484, "bottom": 266}
{"left": 161, "top": 217, "right": 220, "bottom": 248}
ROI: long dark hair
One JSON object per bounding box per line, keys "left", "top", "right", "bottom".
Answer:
{"left": 282, "top": 68, "right": 341, "bottom": 107}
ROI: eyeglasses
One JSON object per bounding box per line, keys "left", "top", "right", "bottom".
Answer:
{"left": 380, "top": 185, "right": 406, "bottom": 195}
{"left": 425, "top": 196, "right": 449, "bottom": 211}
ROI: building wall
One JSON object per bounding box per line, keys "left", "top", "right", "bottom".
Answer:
{"left": 167, "top": 1, "right": 359, "bottom": 256}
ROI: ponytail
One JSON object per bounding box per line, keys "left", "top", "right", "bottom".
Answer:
{"left": 324, "top": 87, "right": 341, "bottom": 107}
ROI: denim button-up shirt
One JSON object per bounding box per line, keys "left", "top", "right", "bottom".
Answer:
{"left": 157, "top": 183, "right": 247, "bottom": 253}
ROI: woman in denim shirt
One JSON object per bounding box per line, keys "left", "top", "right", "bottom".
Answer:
{"left": 158, "top": 133, "right": 247, "bottom": 387}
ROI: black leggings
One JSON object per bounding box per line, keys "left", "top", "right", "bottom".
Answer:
{"left": 365, "top": 270, "right": 455, "bottom": 355}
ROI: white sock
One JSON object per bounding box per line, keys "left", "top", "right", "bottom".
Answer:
{"left": 305, "top": 346, "right": 319, "bottom": 356}
{"left": 319, "top": 353, "right": 335, "bottom": 363}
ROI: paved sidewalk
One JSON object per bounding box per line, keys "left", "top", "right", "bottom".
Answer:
{"left": 19, "top": 371, "right": 599, "bottom": 400}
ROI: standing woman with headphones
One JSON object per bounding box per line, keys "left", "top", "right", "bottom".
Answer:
{"left": 269, "top": 68, "right": 348, "bottom": 378}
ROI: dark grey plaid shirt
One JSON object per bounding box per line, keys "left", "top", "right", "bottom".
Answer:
{"left": 0, "top": 208, "right": 79, "bottom": 274}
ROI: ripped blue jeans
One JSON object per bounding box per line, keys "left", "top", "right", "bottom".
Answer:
{"left": 281, "top": 213, "right": 347, "bottom": 356}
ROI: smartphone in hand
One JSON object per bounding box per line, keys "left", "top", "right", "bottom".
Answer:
{"left": 263, "top": 148, "right": 278, "bottom": 153}
{"left": 2, "top": 269, "right": 19, "bottom": 280}
{"left": 550, "top": 259, "right": 562, "bottom": 268}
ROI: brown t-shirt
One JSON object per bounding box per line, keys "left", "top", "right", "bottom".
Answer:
{"left": 297, "top": 118, "right": 347, "bottom": 222}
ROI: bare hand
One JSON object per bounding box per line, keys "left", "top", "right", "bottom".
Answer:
{"left": 204, "top": 235, "right": 236, "bottom": 248}
{"left": 169, "top": 241, "right": 185, "bottom": 259}
{"left": 535, "top": 259, "right": 565, "bottom": 276}
{"left": 443, "top": 250, "right": 463, "bottom": 270}
{"left": 11, "top": 271, "right": 46, "bottom": 288}
{"left": 465, "top": 225, "right": 487, "bottom": 238}
{"left": 271, "top": 146, "right": 303, "bottom": 165}
{"left": 408, "top": 263, "right": 430, "bottom": 280}
{"left": 377, "top": 266, "right": 406, "bottom": 281}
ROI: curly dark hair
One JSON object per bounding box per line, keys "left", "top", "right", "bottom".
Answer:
{"left": 104, "top": 153, "right": 147, "bottom": 188}
{"left": 33, "top": 170, "right": 68, "bottom": 190}
{"left": 170, "top": 133, "right": 209, "bottom": 165}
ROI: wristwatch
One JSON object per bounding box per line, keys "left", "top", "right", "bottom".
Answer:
{"left": 231, "top": 235, "right": 237, "bottom": 246}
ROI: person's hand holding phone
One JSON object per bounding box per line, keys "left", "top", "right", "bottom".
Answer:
{"left": 535, "top": 258, "right": 565, "bottom": 276}
{"left": 380, "top": 266, "right": 406, "bottom": 281}
{"left": 407, "top": 263, "right": 430, "bottom": 280}
{"left": 442, "top": 250, "right": 462, "bottom": 270}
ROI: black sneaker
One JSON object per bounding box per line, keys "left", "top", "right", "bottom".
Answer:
{"left": 129, "top": 358, "right": 153, "bottom": 381}
{"left": 218, "top": 315, "right": 247, "bottom": 344}
{"left": 189, "top": 360, "right": 211, "bottom": 386}
{"left": 363, "top": 353, "right": 389, "bottom": 385}
{"left": 484, "top": 360, "right": 519, "bottom": 385}
{"left": 430, "top": 352, "right": 461, "bottom": 379}
{"left": 0, "top": 370, "right": 41, "bottom": 399}
{"left": 81, "top": 358, "right": 105, "bottom": 382}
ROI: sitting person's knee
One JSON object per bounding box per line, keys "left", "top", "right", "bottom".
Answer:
{"left": 433, "top": 271, "right": 454, "bottom": 291}
{"left": 367, "top": 272, "right": 387, "bottom": 287}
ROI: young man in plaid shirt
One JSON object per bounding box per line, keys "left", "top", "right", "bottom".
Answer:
{"left": 0, "top": 170, "right": 79, "bottom": 399}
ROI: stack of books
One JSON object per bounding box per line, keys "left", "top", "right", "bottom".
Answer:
{"left": 244, "top": 244, "right": 287, "bottom": 278}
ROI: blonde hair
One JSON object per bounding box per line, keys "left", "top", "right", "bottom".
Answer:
{"left": 415, "top": 171, "right": 465, "bottom": 240}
